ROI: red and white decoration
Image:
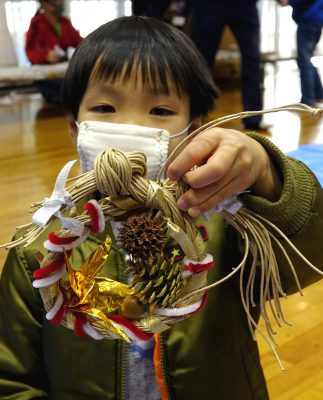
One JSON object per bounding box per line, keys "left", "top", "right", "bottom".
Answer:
{"left": 154, "top": 292, "right": 208, "bottom": 318}
{"left": 182, "top": 253, "right": 214, "bottom": 279}
{"left": 83, "top": 199, "right": 105, "bottom": 234}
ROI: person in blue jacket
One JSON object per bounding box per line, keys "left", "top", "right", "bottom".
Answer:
{"left": 279, "top": 0, "right": 323, "bottom": 106}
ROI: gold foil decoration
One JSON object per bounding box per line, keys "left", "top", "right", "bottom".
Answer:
{"left": 63, "top": 236, "right": 138, "bottom": 340}
{"left": 66, "top": 237, "right": 112, "bottom": 307}
{"left": 84, "top": 307, "right": 131, "bottom": 341}
{"left": 96, "top": 278, "right": 135, "bottom": 311}
{"left": 76, "top": 236, "right": 112, "bottom": 279}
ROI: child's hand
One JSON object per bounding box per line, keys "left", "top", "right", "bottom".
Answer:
{"left": 167, "top": 127, "right": 282, "bottom": 217}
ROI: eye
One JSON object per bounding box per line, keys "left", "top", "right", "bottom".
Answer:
{"left": 91, "top": 104, "right": 116, "bottom": 113}
{"left": 150, "top": 107, "right": 175, "bottom": 116}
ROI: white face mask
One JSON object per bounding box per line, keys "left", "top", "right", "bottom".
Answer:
{"left": 76, "top": 120, "right": 191, "bottom": 180}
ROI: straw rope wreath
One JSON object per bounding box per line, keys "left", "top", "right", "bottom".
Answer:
{"left": 2, "top": 103, "right": 322, "bottom": 368}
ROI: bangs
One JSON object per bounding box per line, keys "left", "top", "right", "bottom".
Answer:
{"left": 62, "top": 16, "right": 218, "bottom": 119}
{"left": 89, "top": 47, "right": 182, "bottom": 97}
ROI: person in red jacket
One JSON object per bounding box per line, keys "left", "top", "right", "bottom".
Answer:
{"left": 25, "top": 0, "right": 82, "bottom": 103}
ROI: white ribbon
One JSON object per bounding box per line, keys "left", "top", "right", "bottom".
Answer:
{"left": 32, "top": 160, "right": 84, "bottom": 236}
{"left": 154, "top": 297, "right": 203, "bottom": 317}
{"left": 203, "top": 194, "right": 243, "bottom": 220}
{"left": 46, "top": 290, "right": 64, "bottom": 320}
{"left": 83, "top": 322, "right": 105, "bottom": 340}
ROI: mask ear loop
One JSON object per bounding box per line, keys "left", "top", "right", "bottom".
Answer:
{"left": 158, "top": 102, "right": 321, "bottom": 180}
{"left": 170, "top": 121, "right": 193, "bottom": 139}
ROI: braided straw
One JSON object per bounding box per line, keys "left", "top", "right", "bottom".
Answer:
{"left": 34, "top": 147, "right": 207, "bottom": 340}
{"left": 1, "top": 103, "right": 322, "bottom": 368}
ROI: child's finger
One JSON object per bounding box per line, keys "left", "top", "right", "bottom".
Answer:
{"left": 182, "top": 147, "right": 236, "bottom": 189}
{"left": 185, "top": 177, "right": 243, "bottom": 217}
{"left": 177, "top": 178, "right": 230, "bottom": 211}
{"left": 167, "top": 133, "right": 220, "bottom": 181}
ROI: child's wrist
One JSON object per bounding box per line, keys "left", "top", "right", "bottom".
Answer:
{"left": 245, "top": 131, "right": 287, "bottom": 202}
{"left": 251, "top": 153, "right": 282, "bottom": 202}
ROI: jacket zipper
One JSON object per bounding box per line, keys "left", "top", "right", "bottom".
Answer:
{"left": 160, "top": 333, "right": 173, "bottom": 400}
{"left": 116, "top": 242, "right": 128, "bottom": 400}
{"left": 119, "top": 341, "right": 128, "bottom": 400}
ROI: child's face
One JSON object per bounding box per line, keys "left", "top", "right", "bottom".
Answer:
{"left": 76, "top": 71, "right": 193, "bottom": 154}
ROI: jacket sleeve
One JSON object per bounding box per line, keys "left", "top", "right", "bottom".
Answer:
{"left": 65, "top": 19, "right": 83, "bottom": 48}
{"left": 25, "top": 20, "right": 51, "bottom": 64}
{"left": 242, "top": 132, "right": 323, "bottom": 294}
{"left": 0, "top": 245, "right": 49, "bottom": 399}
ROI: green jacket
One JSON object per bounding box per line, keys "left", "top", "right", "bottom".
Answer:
{"left": 0, "top": 135, "right": 322, "bottom": 400}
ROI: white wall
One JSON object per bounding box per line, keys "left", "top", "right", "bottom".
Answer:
{"left": 0, "top": 0, "right": 17, "bottom": 66}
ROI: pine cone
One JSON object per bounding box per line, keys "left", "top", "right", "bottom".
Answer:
{"left": 128, "top": 254, "right": 184, "bottom": 307}
{"left": 119, "top": 215, "right": 167, "bottom": 260}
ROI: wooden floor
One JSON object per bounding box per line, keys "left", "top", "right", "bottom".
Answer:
{"left": 0, "top": 60, "right": 322, "bottom": 399}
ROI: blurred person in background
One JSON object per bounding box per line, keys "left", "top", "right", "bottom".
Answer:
{"left": 279, "top": 0, "right": 323, "bottom": 107}
{"left": 190, "top": 0, "right": 268, "bottom": 131}
{"left": 132, "top": 0, "right": 151, "bottom": 15}
{"left": 25, "top": 0, "right": 83, "bottom": 104}
{"left": 132, "top": 0, "right": 192, "bottom": 30}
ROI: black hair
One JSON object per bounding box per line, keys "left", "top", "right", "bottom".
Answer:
{"left": 62, "top": 16, "right": 218, "bottom": 119}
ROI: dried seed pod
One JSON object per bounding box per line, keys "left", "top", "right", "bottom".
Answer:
{"left": 119, "top": 215, "right": 167, "bottom": 260}
{"left": 128, "top": 254, "right": 184, "bottom": 307}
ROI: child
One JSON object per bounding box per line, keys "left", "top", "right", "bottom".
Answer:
{"left": 1, "top": 16, "right": 322, "bottom": 400}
